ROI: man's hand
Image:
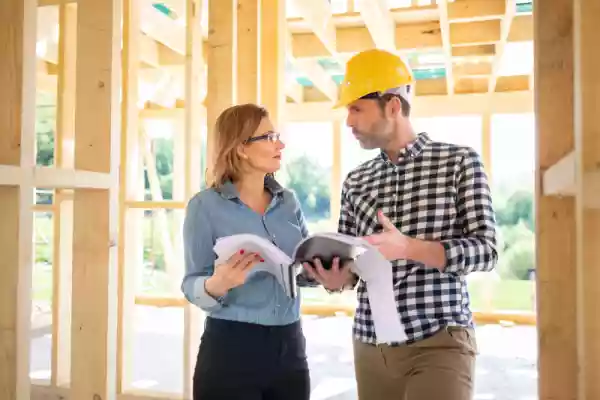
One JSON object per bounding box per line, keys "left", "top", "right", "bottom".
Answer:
{"left": 362, "top": 210, "right": 410, "bottom": 261}
{"left": 362, "top": 210, "right": 447, "bottom": 271}
{"left": 302, "top": 257, "right": 355, "bottom": 291}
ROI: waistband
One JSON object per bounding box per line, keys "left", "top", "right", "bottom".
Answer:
{"left": 204, "top": 316, "right": 303, "bottom": 336}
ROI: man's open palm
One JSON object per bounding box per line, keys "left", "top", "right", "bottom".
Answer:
{"left": 362, "top": 210, "right": 409, "bottom": 261}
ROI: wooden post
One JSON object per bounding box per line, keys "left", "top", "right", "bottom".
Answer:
{"left": 481, "top": 111, "right": 492, "bottom": 185}
{"left": 183, "top": 0, "right": 205, "bottom": 396}
{"left": 261, "top": 0, "right": 286, "bottom": 124}
{"left": 52, "top": 2, "right": 77, "bottom": 387}
{"left": 206, "top": 0, "right": 237, "bottom": 171}
{"left": 573, "top": 0, "right": 600, "bottom": 397}
{"left": 117, "top": 0, "right": 142, "bottom": 393}
{"left": 237, "top": 0, "right": 261, "bottom": 104}
{"left": 330, "top": 119, "right": 342, "bottom": 225}
{"left": 0, "top": 0, "right": 37, "bottom": 398}
{"left": 534, "top": 0, "right": 578, "bottom": 398}
{"left": 70, "top": 0, "right": 122, "bottom": 398}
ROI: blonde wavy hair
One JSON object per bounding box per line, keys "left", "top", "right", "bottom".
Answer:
{"left": 205, "top": 103, "right": 270, "bottom": 188}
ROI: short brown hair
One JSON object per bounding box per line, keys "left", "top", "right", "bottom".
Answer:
{"left": 206, "top": 103, "right": 269, "bottom": 188}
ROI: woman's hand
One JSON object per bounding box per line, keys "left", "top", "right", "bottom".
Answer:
{"left": 205, "top": 249, "right": 263, "bottom": 298}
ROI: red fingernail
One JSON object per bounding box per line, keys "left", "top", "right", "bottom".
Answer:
{"left": 260, "top": 258, "right": 265, "bottom": 262}
{"left": 240, "top": 249, "right": 245, "bottom": 254}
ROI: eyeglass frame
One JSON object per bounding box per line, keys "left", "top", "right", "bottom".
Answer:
{"left": 244, "top": 131, "right": 282, "bottom": 144}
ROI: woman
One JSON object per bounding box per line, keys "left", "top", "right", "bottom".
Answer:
{"left": 181, "top": 103, "right": 312, "bottom": 399}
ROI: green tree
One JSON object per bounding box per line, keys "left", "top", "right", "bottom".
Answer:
{"left": 281, "top": 154, "right": 331, "bottom": 220}
{"left": 496, "top": 189, "right": 534, "bottom": 230}
{"left": 496, "top": 221, "right": 535, "bottom": 279}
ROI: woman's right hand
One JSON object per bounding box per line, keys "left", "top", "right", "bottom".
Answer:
{"left": 204, "top": 249, "right": 263, "bottom": 298}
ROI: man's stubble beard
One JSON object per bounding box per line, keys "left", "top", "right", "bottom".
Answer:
{"left": 356, "top": 118, "right": 393, "bottom": 150}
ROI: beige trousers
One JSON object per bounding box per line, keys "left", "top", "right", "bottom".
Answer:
{"left": 353, "top": 326, "right": 478, "bottom": 400}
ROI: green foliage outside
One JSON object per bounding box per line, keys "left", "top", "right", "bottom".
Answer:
{"left": 493, "top": 184, "right": 536, "bottom": 281}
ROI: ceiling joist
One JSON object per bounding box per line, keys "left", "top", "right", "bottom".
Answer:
{"left": 355, "top": 0, "right": 396, "bottom": 52}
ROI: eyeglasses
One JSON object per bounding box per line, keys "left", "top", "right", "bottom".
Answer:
{"left": 244, "top": 131, "right": 281, "bottom": 144}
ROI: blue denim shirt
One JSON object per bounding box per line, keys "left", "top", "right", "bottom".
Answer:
{"left": 181, "top": 177, "right": 310, "bottom": 326}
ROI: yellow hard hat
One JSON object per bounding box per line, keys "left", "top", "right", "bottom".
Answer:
{"left": 334, "top": 49, "right": 415, "bottom": 108}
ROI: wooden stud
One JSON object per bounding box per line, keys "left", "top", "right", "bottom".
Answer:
{"left": 237, "top": 0, "right": 260, "bottom": 104}
{"left": 70, "top": 0, "right": 122, "bottom": 398}
{"left": 182, "top": 0, "right": 205, "bottom": 396}
{"left": 52, "top": 1, "right": 77, "bottom": 387}
{"left": 0, "top": 1, "right": 37, "bottom": 398}
{"left": 534, "top": 0, "right": 578, "bottom": 398}
{"left": 261, "top": 0, "right": 286, "bottom": 124}
{"left": 117, "top": 0, "right": 143, "bottom": 393}
{"left": 330, "top": 119, "right": 342, "bottom": 224}
{"left": 573, "top": 0, "right": 600, "bottom": 397}
{"left": 206, "top": 0, "right": 237, "bottom": 172}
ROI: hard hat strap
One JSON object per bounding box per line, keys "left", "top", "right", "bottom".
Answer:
{"left": 360, "top": 84, "right": 413, "bottom": 104}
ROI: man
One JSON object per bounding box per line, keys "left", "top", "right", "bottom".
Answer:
{"left": 303, "top": 49, "right": 498, "bottom": 400}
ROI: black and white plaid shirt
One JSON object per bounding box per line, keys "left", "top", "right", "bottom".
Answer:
{"left": 338, "top": 132, "right": 498, "bottom": 345}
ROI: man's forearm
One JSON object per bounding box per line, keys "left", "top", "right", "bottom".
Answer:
{"left": 406, "top": 237, "right": 447, "bottom": 272}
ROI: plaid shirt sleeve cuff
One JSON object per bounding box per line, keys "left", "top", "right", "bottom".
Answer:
{"left": 440, "top": 237, "right": 497, "bottom": 275}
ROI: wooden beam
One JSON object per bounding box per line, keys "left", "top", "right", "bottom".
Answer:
{"left": 285, "top": 91, "right": 533, "bottom": 121}
{"left": 453, "top": 60, "right": 492, "bottom": 76}
{"left": 51, "top": 3, "right": 76, "bottom": 386}
{"left": 0, "top": 0, "right": 36, "bottom": 399}
{"left": 292, "top": 57, "right": 338, "bottom": 102}
{"left": 356, "top": 0, "right": 395, "bottom": 52}
{"left": 437, "top": 0, "right": 454, "bottom": 94}
{"left": 182, "top": 0, "right": 204, "bottom": 397}
{"left": 261, "top": 0, "right": 286, "bottom": 123}
{"left": 292, "top": 21, "right": 447, "bottom": 58}
{"left": 495, "top": 75, "right": 530, "bottom": 92}
{"left": 70, "top": 0, "right": 121, "bottom": 398}
{"left": 450, "top": 20, "right": 501, "bottom": 45}
{"left": 414, "top": 78, "right": 448, "bottom": 96}
{"left": 237, "top": 0, "right": 260, "bottom": 104}
{"left": 573, "top": 0, "right": 600, "bottom": 396}
{"left": 452, "top": 44, "right": 495, "bottom": 58}
{"left": 455, "top": 76, "right": 488, "bottom": 94}
{"left": 34, "top": 167, "right": 113, "bottom": 189}
{"left": 534, "top": 0, "right": 578, "bottom": 397}
{"left": 290, "top": 0, "right": 336, "bottom": 55}
{"left": 542, "top": 152, "right": 600, "bottom": 208}
{"left": 139, "top": 0, "right": 185, "bottom": 54}
{"left": 447, "top": 0, "right": 506, "bottom": 22}
{"left": 117, "top": 0, "right": 143, "bottom": 393}
{"left": 395, "top": 21, "right": 443, "bottom": 50}
{"left": 488, "top": 0, "right": 516, "bottom": 93}
{"left": 508, "top": 14, "right": 532, "bottom": 42}
{"left": 206, "top": 0, "right": 237, "bottom": 175}
{"left": 285, "top": 79, "right": 304, "bottom": 103}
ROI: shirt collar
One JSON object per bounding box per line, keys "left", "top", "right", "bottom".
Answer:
{"left": 378, "top": 132, "right": 430, "bottom": 163}
{"left": 218, "top": 175, "right": 284, "bottom": 200}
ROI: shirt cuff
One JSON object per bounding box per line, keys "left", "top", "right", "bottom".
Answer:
{"left": 440, "top": 239, "right": 465, "bottom": 274}
{"left": 192, "top": 276, "right": 228, "bottom": 311}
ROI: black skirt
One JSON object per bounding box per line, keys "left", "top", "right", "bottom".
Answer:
{"left": 193, "top": 316, "right": 311, "bottom": 400}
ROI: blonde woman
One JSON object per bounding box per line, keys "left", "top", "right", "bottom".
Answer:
{"left": 181, "top": 104, "right": 315, "bottom": 399}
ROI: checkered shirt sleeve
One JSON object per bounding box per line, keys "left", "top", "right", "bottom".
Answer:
{"left": 338, "top": 133, "right": 498, "bottom": 345}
